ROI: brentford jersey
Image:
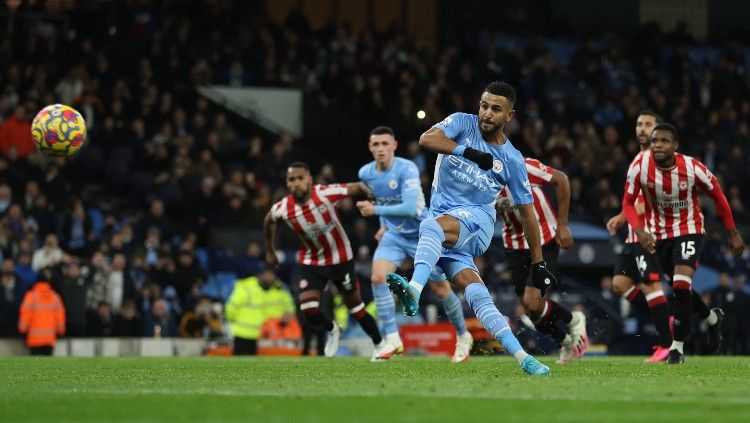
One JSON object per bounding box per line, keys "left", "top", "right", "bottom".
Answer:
{"left": 624, "top": 193, "right": 646, "bottom": 244}
{"left": 497, "top": 158, "right": 557, "bottom": 250}
{"left": 624, "top": 150, "right": 718, "bottom": 241}
{"left": 270, "top": 184, "right": 353, "bottom": 266}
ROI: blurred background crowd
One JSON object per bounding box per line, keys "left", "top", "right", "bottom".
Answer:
{"left": 0, "top": 0, "right": 749, "bottom": 356}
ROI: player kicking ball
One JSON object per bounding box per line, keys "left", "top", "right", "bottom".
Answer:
{"left": 387, "top": 81, "right": 554, "bottom": 376}
{"left": 357, "top": 126, "right": 473, "bottom": 363}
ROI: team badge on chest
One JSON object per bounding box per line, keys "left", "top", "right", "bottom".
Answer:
{"left": 389, "top": 179, "right": 398, "bottom": 189}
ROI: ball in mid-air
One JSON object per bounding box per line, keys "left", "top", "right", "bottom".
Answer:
{"left": 31, "top": 104, "right": 87, "bottom": 157}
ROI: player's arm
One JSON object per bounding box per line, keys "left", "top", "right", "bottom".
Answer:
{"left": 420, "top": 114, "right": 493, "bottom": 170}
{"left": 621, "top": 180, "right": 655, "bottom": 254}
{"left": 695, "top": 163, "right": 745, "bottom": 256}
{"left": 549, "top": 169, "right": 573, "bottom": 249}
{"left": 518, "top": 204, "right": 558, "bottom": 288}
{"left": 346, "top": 182, "right": 373, "bottom": 200}
{"left": 263, "top": 210, "right": 279, "bottom": 268}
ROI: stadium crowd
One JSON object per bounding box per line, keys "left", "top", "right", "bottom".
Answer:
{"left": 0, "top": 2, "right": 749, "bottom": 354}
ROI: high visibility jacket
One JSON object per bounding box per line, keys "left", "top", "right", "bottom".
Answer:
{"left": 225, "top": 277, "right": 265, "bottom": 339}
{"left": 263, "top": 280, "right": 295, "bottom": 319}
{"left": 18, "top": 282, "right": 66, "bottom": 347}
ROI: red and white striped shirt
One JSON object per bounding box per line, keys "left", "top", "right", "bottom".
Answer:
{"left": 624, "top": 193, "right": 646, "bottom": 244}
{"left": 270, "top": 184, "right": 354, "bottom": 266}
{"left": 623, "top": 150, "right": 735, "bottom": 241}
{"left": 498, "top": 158, "right": 557, "bottom": 250}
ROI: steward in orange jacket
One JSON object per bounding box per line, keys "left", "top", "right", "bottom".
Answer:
{"left": 18, "top": 281, "right": 66, "bottom": 355}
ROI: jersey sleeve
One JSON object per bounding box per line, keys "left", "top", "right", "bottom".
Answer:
{"left": 270, "top": 200, "right": 285, "bottom": 222}
{"left": 694, "top": 159, "right": 736, "bottom": 230}
{"left": 375, "top": 161, "right": 421, "bottom": 217}
{"left": 432, "top": 113, "right": 469, "bottom": 141}
{"left": 317, "top": 184, "right": 349, "bottom": 204}
{"left": 525, "top": 158, "right": 554, "bottom": 186}
{"left": 506, "top": 152, "right": 533, "bottom": 206}
{"left": 622, "top": 156, "right": 644, "bottom": 229}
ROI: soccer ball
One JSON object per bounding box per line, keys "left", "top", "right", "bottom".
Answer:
{"left": 31, "top": 104, "right": 87, "bottom": 157}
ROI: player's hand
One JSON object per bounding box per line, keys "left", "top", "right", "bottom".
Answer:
{"left": 356, "top": 200, "right": 376, "bottom": 217}
{"left": 728, "top": 230, "right": 745, "bottom": 257}
{"left": 635, "top": 228, "right": 656, "bottom": 254}
{"left": 531, "top": 261, "right": 557, "bottom": 291}
{"left": 556, "top": 224, "right": 574, "bottom": 249}
{"left": 463, "top": 147, "right": 494, "bottom": 171}
{"left": 606, "top": 213, "right": 625, "bottom": 235}
{"left": 374, "top": 227, "right": 386, "bottom": 243}
{"left": 265, "top": 251, "right": 279, "bottom": 269}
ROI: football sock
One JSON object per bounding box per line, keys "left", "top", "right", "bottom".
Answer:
{"left": 413, "top": 218, "right": 445, "bottom": 286}
{"left": 670, "top": 340, "right": 684, "bottom": 354}
{"left": 301, "top": 301, "right": 334, "bottom": 332}
{"left": 548, "top": 299, "right": 573, "bottom": 325}
{"left": 440, "top": 289, "right": 467, "bottom": 336}
{"left": 350, "top": 303, "right": 382, "bottom": 344}
{"left": 533, "top": 300, "right": 567, "bottom": 344}
{"left": 671, "top": 275, "right": 693, "bottom": 343}
{"left": 465, "top": 282, "right": 526, "bottom": 364}
{"left": 646, "top": 290, "right": 672, "bottom": 348}
{"left": 691, "top": 289, "right": 710, "bottom": 320}
{"left": 622, "top": 285, "right": 649, "bottom": 314}
{"left": 372, "top": 283, "right": 398, "bottom": 336}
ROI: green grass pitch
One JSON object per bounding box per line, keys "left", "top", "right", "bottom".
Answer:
{"left": 2, "top": 356, "right": 749, "bottom": 422}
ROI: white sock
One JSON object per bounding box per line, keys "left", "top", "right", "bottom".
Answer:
{"left": 562, "top": 334, "right": 572, "bottom": 346}
{"left": 671, "top": 340, "right": 684, "bottom": 354}
{"left": 706, "top": 309, "right": 718, "bottom": 325}
{"left": 568, "top": 312, "right": 580, "bottom": 327}
{"left": 513, "top": 350, "right": 529, "bottom": 364}
{"left": 408, "top": 280, "right": 424, "bottom": 296}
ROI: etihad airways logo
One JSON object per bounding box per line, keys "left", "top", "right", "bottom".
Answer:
{"left": 444, "top": 155, "right": 500, "bottom": 192}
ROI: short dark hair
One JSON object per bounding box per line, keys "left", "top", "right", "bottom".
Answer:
{"left": 652, "top": 123, "right": 678, "bottom": 140}
{"left": 287, "top": 161, "right": 310, "bottom": 171}
{"left": 370, "top": 126, "right": 395, "bottom": 137}
{"left": 638, "top": 110, "right": 663, "bottom": 123}
{"left": 483, "top": 81, "right": 516, "bottom": 105}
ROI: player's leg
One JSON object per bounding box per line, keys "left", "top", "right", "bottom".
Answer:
{"left": 449, "top": 265, "right": 549, "bottom": 376}
{"left": 429, "top": 280, "right": 472, "bottom": 363}
{"left": 634, "top": 246, "right": 673, "bottom": 362}
{"left": 387, "top": 214, "right": 461, "bottom": 316}
{"left": 333, "top": 261, "right": 383, "bottom": 351}
{"left": 298, "top": 265, "right": 340, "bottom": 357}
{"left": 612, "top": 246, "right": 649, "bottom": 313}
{"left": 371, "top": 231, "right": 408, "bottom": 356}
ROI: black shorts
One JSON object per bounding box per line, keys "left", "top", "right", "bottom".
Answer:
{"left": 614, "top": 243, "right": 645, "bottom": 282}
{"left": 631, "top": 234, "right": 705, "bottom": 285}
{"left": 505, "top": 241, "right": 560, "bottom": 298}
{"left": 298, "top": 260, "right": 359, "bottom": 295}
{"left": 655, "top": 234, "right": 704, "bottom": 278}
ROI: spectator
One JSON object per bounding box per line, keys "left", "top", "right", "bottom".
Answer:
{"left": 32, "top": 234, "right": 66, "bottom": 272}
{"left": 142, "top": 298, "right": 179, "bottom": 338}
{"left": 18, "top": 279, "right": 66, "bottom": 355}
{"left": 179, "top": 297, "right": 224, "bottom": 338}
{"left": 52, "top": 260, "right": 90, "bottom": 337}
{"left": 0, "top": 105, "right": 33, "bottom": 159}
{"left": 0, "top": 261, "right": 23, "bottom": 337}
{"left": 113, "top": 299, "right": 142, "bottom": 337}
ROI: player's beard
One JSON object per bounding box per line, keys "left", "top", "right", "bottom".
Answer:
{"left": 292, "top": 189, "right": 309, "bottom": 202}
{"left": 479, "top": 120, "right": 499, "bottom": 137}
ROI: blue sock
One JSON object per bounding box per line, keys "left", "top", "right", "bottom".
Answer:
{"left": 372, "top": 283, "right": 397, "bottom": 336}
{"left": 440, "top": 289, "right": 467, "bottom": 336}
{"left": 413, "top": 218, "right": 445, "bottom": 287}
{"left": 465, "top": 282, "right": 524, "bottom": 357}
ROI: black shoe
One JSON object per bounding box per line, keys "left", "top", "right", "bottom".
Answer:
{"left": 707, "top": 307, "right": 725, "bottom": 353}
{"left": 666, "top": 349, "right": 684, "bottom": 364}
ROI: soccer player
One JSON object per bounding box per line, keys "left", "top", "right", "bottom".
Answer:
{"left": 356, "top": 126, "right": 473, "bottom": 363}
{"left": 622, "top": 123, "right": 745, "bottom": 364}
{"left": 497, "top": 157, "right": 587, "bottom": 364}
{"left": 264, "top": 162, "right": 387, "bottom": 358}
{"left": 386, "top": 81, "right": 554, "bottom": 375}
{"left": 607, "top": 111, "right": 674, "bottom": 362}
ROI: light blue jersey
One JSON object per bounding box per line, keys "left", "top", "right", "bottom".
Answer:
{"left": 430, "top": 112, "right": 533, "bottom": 221}
{"left": 358, "top": 157, "right": 426, "bottom": 237}
{"left": 429, "top": 112, "right": 533, "bottom": 279}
